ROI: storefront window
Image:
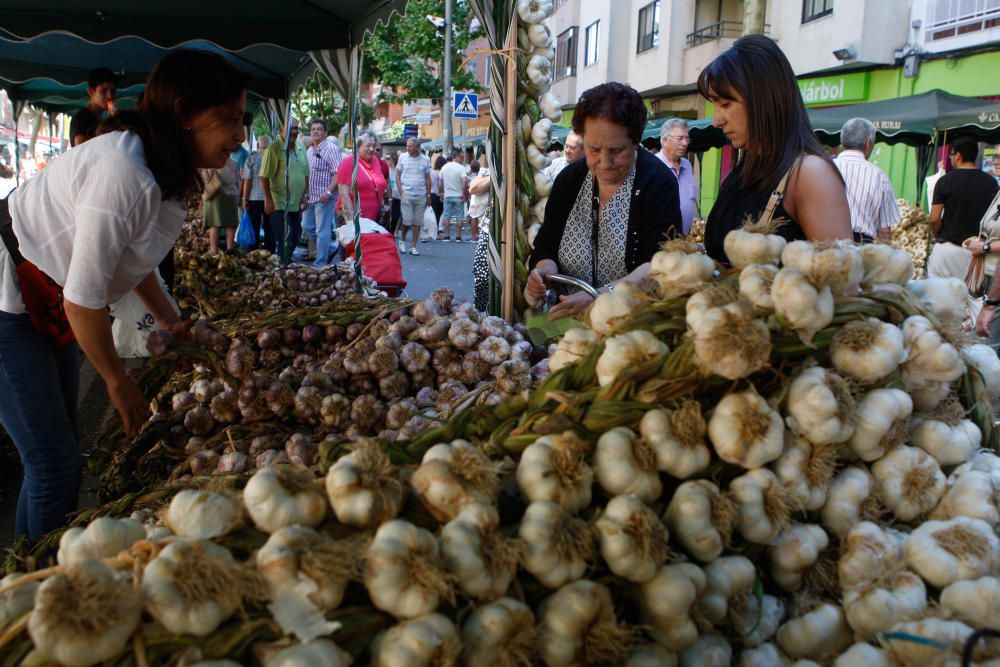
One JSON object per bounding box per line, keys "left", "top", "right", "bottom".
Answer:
{"left": 637, "top": 1, "right": 660, "bottom": 53}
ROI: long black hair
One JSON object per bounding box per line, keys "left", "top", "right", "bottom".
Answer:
{"left": 697, "top": 35, "right": 833, "bottom": 194}
{"left": 99, "top": 50, "right": 251, "bottom": 200}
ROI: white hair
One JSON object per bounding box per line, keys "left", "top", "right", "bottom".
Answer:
{"left": 660, "top": 117, "right": 689, "bottom": 139}
{"left": 840, "top": 117, "right": 876, "bottom": 150}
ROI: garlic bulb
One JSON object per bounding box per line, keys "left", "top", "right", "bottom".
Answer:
{"left": 838, "top": 521, "right": 905, "bottom": 592}
{"left": 441, "top": 503, "right": 521, "bottom": 601}
{"left": 731, "top": 593, "right": 785, "bottom": 648}
{"left": 371, "top": 613, "right": 461, "bottom": 667}
{"left": 685, "top": 285, "right": 738, "bottom": 333}
{"left": 517, "top": 432, "right": 593, "bottom": 512}
{"left": 0, "top": 572, "right": 40, "bottom": 627}
{"left": 539, "top": 580, "right": 636, "bottom": 666}
{"left": 900, "top": 315, "right": 965, "bottom": 389}
{"left": 57, "top": 516, "right": 146, "bottom": 565}
{"left": 932, "top": 468, "right": 1000, "bottom": 525}
{"left": 771, "top": 267, "right": 834, "bottom": 342}
{"left": 739, "top": 643, "right": 790, "bottom": 667}
{"left": 650, "top": 246, "right": 716, "bottom": 297}
{"left": 847, "top": 388, "right": 912, "bottom": 462}
{"left": 738, "top": 263, "right": 779, "bottom": 312}
{"left": 832, "top": 642, "right": 894, "bottom": 667}
{"left": 462, "top": 597, "right": 538, "bottom": 667}
{"left": 843, "top": 570, "right": 926, "bottom": 640}
{"left": 698, "top": 555, "right": 756, "bottom": 625}
{"left": 627, "top": 643, "right": 678, "bottom": 667}
{"left": 164, "top": 489, "right": 244, "bottom": 539}
{"left": 265, "top": 639, "right": 352, "bottom": 667}
{"left": 665, "top": 479, "right": 735, "bottom": 562}
{"left": 28, "top": 560, "right": 141, "bottom": 667}
{"left": 692, "top": 302, "right": 772, "bottom": 380}
{"left": 596, "top": 330, "right": 669, "bottom": 387}
{"left": 940, "top": 576, "right": 1000, "bottom": 627}
{"left": 731, "top": 468, "right": 790, "bottom": 544}
{"left": 909, "top": 380, "right": 951, "bottom": 411}
{"left": 588, "top": 281, "right": 645, "bottom": 336}
{"left": 679, "top": 632, "right": 732, "bottom": 667}
{"left": 963, "top": 342, "right": 1000, "bottom": 397}
{"left": 882, "top": 618, "right": 974, "bottom": 667}
{"left": 594, "top": 427, "right": 661, "bottom": 502}
{"left": 769, "top": 523, "right": 829, "bottom": 592}
{"left": 244, "top": 465, "right": 328, "bottom": 533}
{"left": 638, "top": 562, "right": 706, "bottom": 651}
{"left": 519, "top": 500, "right": 595, "bottom": 588}
{"left": 904, "top": 516, "right": 1000, "bottom": 588}
{"left": 821, "top": 466, "right": 879, "bottom": 537}
{"left": 142, "top": 539, "right": 245, "bottom": 636}
{"left": 781, "top": 240, "right": 863, "bottom": 295}
{"left": 906, "top": 276, "right": 967, "bottom": 330}
{"left": 412, "top": 439, "right": 503, "bottom": 521}
{"left": 638, "top": 401, "right": 711, "bottom": 479}
{"left": 365, "top": 519, "right": 452, "bottom": 619}
{"left": 909, "top": 409, "right": 981, "bottom": 466}
{"left": 707, "top": 390, "right": 784, "bottom": 468}
{"left": 549, "top": 328, "right": 602, "bottom": 373}
{"left": 785, "top": 367, "right": 855, "bottom": 445}
{"left": 325, "top": 440, "right": 405, "bottom": 527}
{"left": 772, "top": 431, "right": 837, "bottom": 511}
{"left": 725, "top": 226, "right": 787, "bottom": 269}
{"left": 775, "top": 602, "right": 852, "bottom": 661}
{"left": 859, "top": 243, "right": 914, "bottom": 285}
{"left": 829, "top": 318, "right": 906, "bottom": 383}
{"left": 871, "top": 445, "right": 945, "bottom": 521}
{"left": 257, "top": 526, "right": 352, "bottom": 639}
{"left": 596, "top": 494, "right": 671, "bottom": 584}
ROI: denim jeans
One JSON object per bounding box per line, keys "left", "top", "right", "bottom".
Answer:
{"left": 268, "top": 210, "right": 303, "bottom": 258}
{"left": 302, "top": 199, "right": 338, "bottom": 267}
{"left": 0, "top": 310, "right": 82, "bottom": 539}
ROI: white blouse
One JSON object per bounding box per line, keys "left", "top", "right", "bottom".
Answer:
{"left": 1, "top": 131, "right": 185, "bottom": 314}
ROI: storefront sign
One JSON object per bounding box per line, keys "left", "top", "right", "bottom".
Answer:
{"left": 798, "top": 72, "right": 870, "bottom": 106}
{"left": 403, "top": 98, "right": 435, "bottom": 125}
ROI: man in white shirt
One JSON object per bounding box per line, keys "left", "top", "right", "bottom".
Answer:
{"left": 656, "top": 118, "right": 698, "bottom": 236}
{"left": 545, "top": 131, "right": 584, "bottom": 180}
{"left": 439, "top": 152, "right": 468, "bottom": 242}
{"left": 834, "top": 117, "right": 899, "bottom": 242}
{"left": 396, "top": 137, "right": 432, "bottom": 255}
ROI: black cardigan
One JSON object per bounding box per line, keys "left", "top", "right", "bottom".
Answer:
{"left": 529, "top": 148, "right": 681, "bottom": 278}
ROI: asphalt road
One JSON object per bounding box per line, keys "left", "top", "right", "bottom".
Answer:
{"left": 397, "top": 235, "right": 477, "bottom": 303}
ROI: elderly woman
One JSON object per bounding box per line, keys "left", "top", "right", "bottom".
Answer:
{"left": 527, "top": 82, "right": 681, "bottom": 319}
{"left": 338, "top": 131, "right": 388, "bottom": 225}
{"left": 699, "top": 35, "right": 851, "bottom": 264}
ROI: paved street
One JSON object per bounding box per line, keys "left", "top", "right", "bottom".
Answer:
{"left": 397, "top": 236, "right": 477, "bottom": 302}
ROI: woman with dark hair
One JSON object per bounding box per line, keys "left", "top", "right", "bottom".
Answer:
{"left": 430, "top": 155, "right": 446, "bottom": 232}
{"left": 698, "top": 35, "right": 851, "bottom": 263}
{"left": 0, "top": 49, "right": 250, "bottom": 539}
{"left": 527, "top": 82, "right": 681, "bottom": 319}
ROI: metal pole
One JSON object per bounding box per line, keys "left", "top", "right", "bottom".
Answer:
{"left": 743, "top": 0, "right": 765, "bottom": 34}
{"left": 443, "top": 0, "right": 454, "bottom": 157}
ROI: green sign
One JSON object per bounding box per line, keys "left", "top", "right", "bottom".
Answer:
{"left": 798, "top": 72, "right": 870, "bottom": 106}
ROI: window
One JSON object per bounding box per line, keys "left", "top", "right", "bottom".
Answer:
{"left": 584, "top": 20, "right": 600, "bottom": 67}
{"left": 926, "top": 0, "right": 1000, "bottom": 41}
{"left": 555, "top": 27, "right": 578, "bottom": 80}
{"left": 637, "top": 1, "right": 660, "bottom": 53}
{"left": 802, "top": 0, "right": 834, "bottom": 23}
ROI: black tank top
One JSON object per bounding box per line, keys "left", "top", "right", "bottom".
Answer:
{"left": 705, "top": 161, "right": 805, "bottom": 264}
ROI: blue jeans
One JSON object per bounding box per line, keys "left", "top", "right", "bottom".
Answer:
{"left": 302, "top": 199, "right": 338, "bottom": 267}
{"left": 268, "top": 210, "right": 303, "bottom": 258}
{"left": 0, "top": 311, "right": 82, "bottom": 539}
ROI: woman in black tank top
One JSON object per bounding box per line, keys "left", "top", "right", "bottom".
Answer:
{"left": 697, "top": 36, "right": 851, "bottom": 265}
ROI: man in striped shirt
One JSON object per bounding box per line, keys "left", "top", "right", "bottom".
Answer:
{"left": 303, "top": 118, "right": 343, "bottom": 266}
{"left": 834, "top": 118, "right": 900, "bottom": 242}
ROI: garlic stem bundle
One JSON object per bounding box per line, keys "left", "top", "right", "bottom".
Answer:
{"left": 539, "top": 579, "right": 637, "bottom": 666}
{"left": 441, "top": 503, "right": 522, "bottom": 601}
{"left": 594, "top": 427, "right": 662, "bottom": 502}
{"left": 462, "top": 597, "right": 539, "bottom": 667}
{"left": 517, "top": 432, "right": 594, "bottom": 512}
{"left": 28, "top": 560, "right": 141, "bottom": 667}
{"left": 371, "top": 613, "right": 461, "bottom": 667}
{"left": 520, "top": 499, "right": 596, "bottom": 588}
{"left": 325, "top": 440, "right": 405, "bottom": 527}
{"left": 165, "top": 489, "right": 244, "bottom": 539}
{"left": 412, "top": 439, "right": 503, "bottom": 521}
{"left": 365, "top": 519, "right": 453, "bottom": 618}
{"left": 243, "top": 465, "right": 328, "bottom": 533}
{"left": 638, "top": 401, "right": 711, "bottom": 479}
{"left": 596, "top": 494, "right": 672, "bottom": 584}
{"left": 56, "top": 516, "right": 147, "bottom": 566}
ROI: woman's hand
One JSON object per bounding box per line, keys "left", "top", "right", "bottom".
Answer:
{"left": 976, "top": 304, "right": 997, "bottom": 337}
{"left": 108, "top": 376, "right": 150, "bottom": 437}
{"left": 548, "top": 291, "right": 595, "bottom": 320}
{"left": 966, "top": 238, "right": 987, "bottom": 255}
{"left": 527, "top": 260, "right": 557, "bottom": 299}
{"left": 162, "top": 319, "right": 194, "bottom": 341}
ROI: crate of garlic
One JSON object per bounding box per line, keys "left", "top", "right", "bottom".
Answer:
{"left": 3, "top": 233, "right": 1000, "bottom": 666}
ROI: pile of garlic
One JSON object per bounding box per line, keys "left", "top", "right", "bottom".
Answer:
{"left": 893, "top": 199, "right": 933, "bottom": 278}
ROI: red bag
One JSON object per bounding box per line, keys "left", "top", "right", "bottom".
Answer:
{"left": 342, "top": 232, "right": 406, "bottom": 289}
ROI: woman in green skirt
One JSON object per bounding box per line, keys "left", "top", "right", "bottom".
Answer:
{"left": 202, "top": 157, "right": 240, "bottom": 252}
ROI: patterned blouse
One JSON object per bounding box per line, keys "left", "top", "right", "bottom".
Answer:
{"left": 557, "top": 169, "right": 634, "bottom": 287}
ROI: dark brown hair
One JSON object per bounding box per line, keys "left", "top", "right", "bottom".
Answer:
{"left": 951, "top": 138, "right": 979, "bottom": 163}
{"left": 697, "top": 35, "right": 833, "bottom": 194}
{"left": 571, "top": 82, "right": 647, "bottom": 144}
{"left": 99, "top": 49, "right": 251, "bottom": 200}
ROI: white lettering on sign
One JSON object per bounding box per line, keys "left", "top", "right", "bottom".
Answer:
{"left": 979, "top": 112, "right": 1000, "bottom": 123}
{"left": 800, "top": 79, "right": 846, "bottom": 104}
{"left": 873, "top": 121, "right": 902, "bottom": 130}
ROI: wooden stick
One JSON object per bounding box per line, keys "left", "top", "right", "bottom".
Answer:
{"left": 0, "top": 613, "right": 29, "bottom": 651}
{"left": 502, "top": 13, "right": 519, "bottom": 322}
{"left": 0, "top": 566, "right": 62, "bottom": 598}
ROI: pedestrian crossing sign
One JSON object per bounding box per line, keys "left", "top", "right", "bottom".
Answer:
{"left": 453, "top": 92, "right": 479, "bottom": 119}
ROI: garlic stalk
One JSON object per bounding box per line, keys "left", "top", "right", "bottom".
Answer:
{"left": 56, "top": 516, "right": 147, "bottom": 565}
{"left": 462, "top": 597, "right": 538, "bottom": 667}
{"left": 325, "top": 440, "right": 405, "bottom": 527}
{"left": 365, "top": 519, "right": 453, "bottom": 619}
{"left": 243, "top": 465, "right": 328, "bottom": 533}
{"left": 596, "top": 494, "right": 672, "bottom": 584}
{"left": 371, "top": 613, "right": 461, "bottom": 667}
{"left": 517, "top": 432, "right": 594, "bottom": 512}
{"left": 519, "top": 500, "right": 596, "bottom": 588}
{"left": 539, "top": 579, "right": 637, "bottom": 666}
{"left": 441, "top": 503, "right": 522, "bottom": 601}
{"left": 412, "top": 439, "right": 503, "bottom": 522}
{"left": 164, "top": 489, "right": 244, "bottom": 539}
{"left": 594, "top": 427, "right": 662, "bottom": 502}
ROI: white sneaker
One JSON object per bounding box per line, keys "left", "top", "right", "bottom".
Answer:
{"left": 398, "top": 241, "right": 406, "bottom": 252}
{"left": 442, "top": 238, "right": 450, "bottom": 242}
{"left": 409, "top": 247, "right": 420, "bottom": 256}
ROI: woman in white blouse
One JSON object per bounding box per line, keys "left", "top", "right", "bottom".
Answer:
{"left": 0, "top": 50, "right": 250, "bottom": 539}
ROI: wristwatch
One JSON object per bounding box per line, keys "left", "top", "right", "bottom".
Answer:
{"left": 984, "top": 296, "right": 1000, "bottom": 307}
{"left": 327, "top": 190, "right": 335, "bottom": 196}
{"left": 985, "top": 240, "right": 992, "bottom": 254}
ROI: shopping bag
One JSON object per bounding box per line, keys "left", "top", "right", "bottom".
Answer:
{"left": 110, "top": 272, "right": 180, "bottom": 358}
{"left": 235, "top": 209, "right": 256, "bottom": 250}
{"left": 420, "top": 206, "right": 437, "bottom": 241}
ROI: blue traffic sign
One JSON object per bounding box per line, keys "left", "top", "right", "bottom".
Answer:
{"left": 453, "top": 92, "right": 479, "bottom": 119}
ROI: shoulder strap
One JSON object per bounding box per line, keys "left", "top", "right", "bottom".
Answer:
{"left": 0, "top": 198, "right": 25, "bottom": 264}
{"left": 760, "top": 159, "right": 797, "bottom": 227}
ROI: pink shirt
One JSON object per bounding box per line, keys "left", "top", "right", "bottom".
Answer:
{"left": 337, "top": 155, "right": 387, "bottom": 221}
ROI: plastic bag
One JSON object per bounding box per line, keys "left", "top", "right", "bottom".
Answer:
{"left": 420, "top": 206, "right": 438, "bottom": 241}
{"left": 236, "top": 209, "right": 256, "bottom": 250}
{"left": 110, "top": 272, "right": 180, "bottom": 358}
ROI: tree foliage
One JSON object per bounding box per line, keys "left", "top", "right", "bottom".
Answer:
{"left": 366, "top": 0, "right": 484, "bottom": 105}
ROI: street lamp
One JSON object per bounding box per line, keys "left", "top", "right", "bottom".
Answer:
{"left": 426, "top": 2, "right": 454, "bottom": 157}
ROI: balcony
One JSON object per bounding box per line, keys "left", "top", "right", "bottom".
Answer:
{"left": 925, "top": 0, "right": 1000, "bottom": 41}
{"left": 686, "top": 20, "right": 770, "bottom": 47}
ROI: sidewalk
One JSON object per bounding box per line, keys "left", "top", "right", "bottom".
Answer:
{"left": 397, "top": 236, "right": 477, "bottom": 302}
